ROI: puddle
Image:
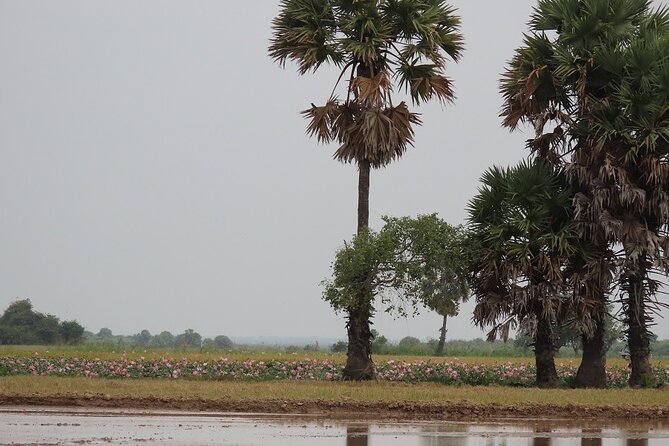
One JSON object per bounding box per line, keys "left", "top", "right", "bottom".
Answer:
{"left": 0, "top": 407, "right": 667, "bottom": 445}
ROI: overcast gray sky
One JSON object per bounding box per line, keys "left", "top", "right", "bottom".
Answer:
{"left": 1, "top": 0, "right": 667, "bottom": 342}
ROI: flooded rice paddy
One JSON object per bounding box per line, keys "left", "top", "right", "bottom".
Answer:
{"left": 1, "top": 407, "right": 667, "bottom": 445}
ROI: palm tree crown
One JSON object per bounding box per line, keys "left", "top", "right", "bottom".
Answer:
{"left": 269, "top": 0, "right": 464, "bottom": 168}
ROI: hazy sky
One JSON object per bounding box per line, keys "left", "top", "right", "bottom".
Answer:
{"left": 2, "top": 0, "right": 667, "bottom": 342}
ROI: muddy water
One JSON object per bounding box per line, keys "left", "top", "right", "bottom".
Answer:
{"left": 1, "top": 407, "right": 667, "bottom": 446}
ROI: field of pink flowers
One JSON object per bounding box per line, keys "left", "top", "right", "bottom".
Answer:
{"left": 1, "top": 355, "right": 666, "bottom": 388}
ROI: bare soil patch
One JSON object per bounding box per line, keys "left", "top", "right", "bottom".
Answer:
{"left": 1, "top": 393, "right": 667, "bottom": 421}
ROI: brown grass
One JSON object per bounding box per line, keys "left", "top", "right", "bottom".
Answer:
{"left": 2, "top": 376, "right": 669, "bottom": 408}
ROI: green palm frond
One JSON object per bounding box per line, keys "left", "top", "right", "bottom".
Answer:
{"left": 468, "top": 160, "right": 577, "bottom": 329}
{"left": 269, "top": 0, "right": 345, "bottom": 74}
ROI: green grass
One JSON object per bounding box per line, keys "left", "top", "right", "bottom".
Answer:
{"left": 2, "top": 376, "right": 669, "bottom": 407}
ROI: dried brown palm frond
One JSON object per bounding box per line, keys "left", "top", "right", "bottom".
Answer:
{"left": 301, "top": 99, "right": 341, "bottom": 144}
{"left": 332, "top": 102, "right": 420, "bottom": 168}
{"left": 350, "top": 72, "right": 392, "bottom": 107}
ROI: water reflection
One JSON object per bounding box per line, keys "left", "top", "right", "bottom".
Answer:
{"left": 346, "top": 425, "right": 368, "bottom": 446}
{"left": 533, "top": 427, "right": 552, "bottom": 446}
{"left": 2, "top": 408, "right": 669, "bottom": 446}
{"left": 626, "top": 437, "right": 648, "bottom": 446}
{"left": 421, "top": 423, "right": 468, "bottom": 446}
{"left": 581, "top": 428, "right": 602, "bottom": 446}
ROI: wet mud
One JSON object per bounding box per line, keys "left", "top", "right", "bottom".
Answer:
{"left": 0, "top": 393, "right": 668, "bottom": 421}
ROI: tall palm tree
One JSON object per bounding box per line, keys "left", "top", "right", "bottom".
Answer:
{"left": 576, "top": 21, "right": 669, "bottom": 386}
{"left": 468, "top": 160, "right": 576, "bottom": 388}
{"left": 269, "top": 0, "right": 464, "bottom": 380}
{"left": 499, "top": 0, "right": 667, "bottom": 387}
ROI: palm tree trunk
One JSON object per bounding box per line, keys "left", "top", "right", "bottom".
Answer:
{"left": 357, "top": 160, "right": 370, "bottom": 231}
{"left": 436, "top": 314, "right": 448, "bottom": 356}
{"left": 575, "top": 301, "right": 607, "bottom": 388}
{"left": 575, "top": 285, "right": 607, "bottom": 388}
{"left": 534, "top": 307, "right": 560, "bottom": 388}
{"left": 343, "top": 160, "right": 375, "bottom": 380}
{"left": 626, "top": 272, "right": 654, "bottom": 388}
{"left": 343, "top": 303, "right": 375, "bottom": 380}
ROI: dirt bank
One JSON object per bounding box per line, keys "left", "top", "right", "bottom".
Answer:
{"left": 1, "top": 393, "right": 667, "bottom": 421}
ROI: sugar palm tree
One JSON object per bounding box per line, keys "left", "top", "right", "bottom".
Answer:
{"left": 499, "top": 0, "right": 668, "bottom": 387}
{"left": 576, "top": 21, "right": 669, "bottom": 386}
{"left": 468, "top": 160, "right": 576, "bottom": 388}
{"left": 269, "top": 0, "right": 464, "bottom": 380}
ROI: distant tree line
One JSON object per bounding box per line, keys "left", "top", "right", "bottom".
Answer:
{"left": 86, "top": 327, "right": 233, "bottom": 350}
{"left": 0, "top": 299, "right": 234, "bottom": 350}
{"left": 0, "top": 299, "right": 84, "bottom": 345}
{"left": 329, "top": 329, "right": 669, "bottom": 359}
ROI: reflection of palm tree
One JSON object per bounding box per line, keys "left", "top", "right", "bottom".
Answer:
{"left": 581, "top": 428, "right": 602, "bottom": 446}
{"left": 420, "top": 424, "right": 467, "bottom": 446}
{"left": 531, "top": 426, "right": 553, "bottom": 446}
{"left": 626, "top": 436, "right": 648, "bottom": 446}
{"left": 346, "top": 425, "right": 368, "bottom": 446}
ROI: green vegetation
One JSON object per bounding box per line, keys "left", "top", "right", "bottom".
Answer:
{"left": 0, "top": 299, "right": 84, "bottom": 346}
{"left": 85, "top": 327, "right": 232, "bottom": 350}
{"left": 322, "top": 215, "right": 469, "bottom": 375}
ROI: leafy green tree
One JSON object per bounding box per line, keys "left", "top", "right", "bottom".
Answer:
{"left": 370, "top": 329, "right": 388, "bottom": 354}
{"left": 96, "top": 327, "right": 113, "bottom": 340}
{"left": 132, "top": 329, "right": 152, "bottom": 347}
{"left": 59, "top": 320, "right": 84, "bottom": 345}
{"left": 382, "top": 215, "right": 469, "bottom": 355}
{"left": 213, "top": 335, "right": 234, "bottom": 349}
{"left": 175, "top": 329, "right": 202, "bottom": 349}
{"left": 0, "top": 299, "right": 85, "bottom": 345}
{"left": 468, "top": 160, "right": 576, "bottom": 388}
{"left": 331, "top": 341, "right": 348, "bottom": 353}
{"left": 500, "top": 0, "right": 669, "bottom": 387}
{"left": 323, "top": 214, "right": 467, "bottom": 367}
{"left": 151, "top": 331, "right": 175, "bottom": 348}
{"left": 270, "top": 0, "right": 464, "bottom": 380}
{"left": 398, "top": 336, "right": 421, "bottom": 350}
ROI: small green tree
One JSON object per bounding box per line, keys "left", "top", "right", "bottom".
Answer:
{"left": 398, "top": 336, "right": 422, "bottom": 350}
{"left": 371, "top": 329, "right": 388, "bottom": 354}
{"left": 97, "top": 327, "right": 113, "bottom": 340}
{"left": 323, "top": 214, "right": 469, "bottom": 363}
{"left": 133, "top": 329, "right": 152, "bottom": 347}
{"left": 59, "top": 320, "right": 84, "bottom": 345}
{"left": 213, "top": 335, "right": 234, "bottom": 349}
{"left": 175, "top": 329, "right": 202, "bottom": 349}
{"left": 331, "top": 341, "right": 348, "bottom": 353}
{"left": 151, "top": 331, "right": 175, "bottom": 348}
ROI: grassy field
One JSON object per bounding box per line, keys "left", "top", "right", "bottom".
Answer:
{"left": 1, "top": 375, "right": 668, "bottom": 408}
{"left": 3, "top": 346, "right": 669, "bottom": 414}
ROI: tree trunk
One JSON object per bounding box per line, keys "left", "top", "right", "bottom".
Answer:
{"left": 435, "top": 314, "right": 448, "bottom": 356}
{"left": 357, "top": 160, "right": 370, "bottom": 231}
{"left": 534, "top": 309, "right": 560, "bottom": 388}
{"left": 626, "top": 273, "right": 654, "bottom": 388}
{"left": 343, "top": 160, "right": 375, "bottom": 380}
{"left": 343, "top": 303, "right": 374, "bottom": 380}
{"left": 575, "top": 300, "right": 607, "bottom": 388}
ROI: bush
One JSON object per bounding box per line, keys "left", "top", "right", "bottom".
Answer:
{"left": 331, "top": 341, "right": 347, "bottom": 353}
